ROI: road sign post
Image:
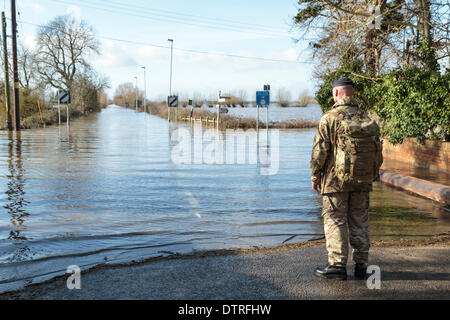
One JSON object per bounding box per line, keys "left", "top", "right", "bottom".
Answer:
{"left": 58, "top": 95, "right": 61, "bottom": 126}
{"left": 256, "top": 91, "right": 270, "bottom": 107}
{"left": 257, "top": 104, "right": 259, "bottom": 131}
{"left": 216, "top": 104, "right": 220, "bottom": 129}
{"left": 56, "top": 90, "right": 71, "bottom": 127}
{"left": 58, "top": 90, "right": 71, "bottom": 104}
{"left": 168, "top": 95, "right": 178, "bottom": 108}
{"left": 256, "top": 89, "right": 270, "bottom": 144}
{"left": 168, "top": 95, "right": 178, "bottom": 122}
{"left": 217, "top": 91, "right": 231, "bottom": 129}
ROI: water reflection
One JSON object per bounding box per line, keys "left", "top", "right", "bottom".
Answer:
{"left": 0, "top": 106, "right": 448, "bottom": 293}
{"left": 169, "top": 122, "right": 279, "bottom": 176}
{"left": 4, "top": 132, "right": 29, "bottom": 241}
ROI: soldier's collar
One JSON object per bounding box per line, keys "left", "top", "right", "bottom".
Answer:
{"left": 332, "top": 97, "right": 358, "bottom": 108}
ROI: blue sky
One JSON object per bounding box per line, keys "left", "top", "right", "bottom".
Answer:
{"left": 10, "top": 0, "right": 317, "bottom": 100}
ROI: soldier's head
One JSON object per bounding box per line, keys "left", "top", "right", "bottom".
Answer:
{"left": 332, "top": 77, "right": 354, "bottom": 102}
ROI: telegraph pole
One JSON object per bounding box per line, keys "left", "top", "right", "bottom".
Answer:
{"left": 11, "top": 0, "right": 20, "bottom": 131}
{"left": 2, "top": 12, "right": 12, "bottom": 131}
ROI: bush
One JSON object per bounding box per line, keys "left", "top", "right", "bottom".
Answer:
{"left": 315, "top": 66, "right": 449, "bottom": 143}
{"left": 315, "top": 70, "right": 377, "bottom": 113}
{"left": 298, "top": 89, "right": 316, "bottom": 105}
{"left": 373, "top": 67, "right": 449, "bottom": 143}
{"left": 20, "top": 88, "right": 42, "bottom": 119}
{"left": 277, "top": 88, "right": 291, "bottom": 107}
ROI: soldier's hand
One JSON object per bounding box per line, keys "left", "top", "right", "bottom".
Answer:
{"left": 312, "top": 182, "right": 321, "bottom": 193}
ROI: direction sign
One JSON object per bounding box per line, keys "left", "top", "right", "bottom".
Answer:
{"left": 168, "top": 95, "right": 178, "bottom": 107}
{"left": 218, "top": 90, "right": 231, "bottom": 103}
{"left": 57, "top": 90, "right": 71, "bottom": 104}
{"left": 256, "top": 91, "right": 270, "bottom": 107}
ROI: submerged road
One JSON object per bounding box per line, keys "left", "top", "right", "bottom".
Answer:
{"left": 2, "top": 244, "right": 449, "bottom": 300}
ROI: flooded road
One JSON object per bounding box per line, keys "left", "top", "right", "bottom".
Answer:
{"left": 199, "top": 103, "right": 323, "bottom": 122}
{"left": 0, "top": 105, "right": 448, "bottom": 292}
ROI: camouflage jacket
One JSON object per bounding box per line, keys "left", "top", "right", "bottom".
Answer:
{"left": 310, "top": 97, "right": 383, "bottom": 194}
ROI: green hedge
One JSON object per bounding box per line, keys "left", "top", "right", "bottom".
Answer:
{"left": 315, "top": 67, "right": 449, "bottom": 143}
{"left": 373, "top": 67, "right": 449, "bottom": 143}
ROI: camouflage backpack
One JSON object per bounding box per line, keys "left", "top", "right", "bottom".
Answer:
{"left": 334, "top": 107, "right": 382, "bottom": 188}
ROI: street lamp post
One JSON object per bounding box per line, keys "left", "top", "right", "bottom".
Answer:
{"left": 134, "top": 76, "right": 138, "bottom": 111}
{"left": 168, "top": 38, "right": 173, "bottom": 122}
{"left": 142, "top": 66, "right": 147, "bottom": 113}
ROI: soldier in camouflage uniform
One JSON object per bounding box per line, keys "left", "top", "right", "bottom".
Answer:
{"left": 311, "top": 77, "right": 383, "bottom": 280}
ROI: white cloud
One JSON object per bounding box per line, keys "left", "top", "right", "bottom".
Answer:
{"left": 92, "top": 40, "right": 138, "bottom": 69}
{"left": 23, "top": 36, "right": 37, "bottom": 50}
{"left": 277, "top": 48, "right": 300, "bottom": 61}
{"left": 66, "top": 5, "right": 83, "bottom": 29}
{"left": 31, "top": 3, "right": 45, "bottom": 14}
{"left": 137, "top": 45, "right": 166, "bottom": 60}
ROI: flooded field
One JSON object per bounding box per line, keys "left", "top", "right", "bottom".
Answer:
{"left": 199, "top": 103, "right": 323, "bottom": 122}
{"left": 0, "top": 105, "right": 448, "bottom": 293}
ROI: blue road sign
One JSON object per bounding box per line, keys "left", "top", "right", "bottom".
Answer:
{"left": 256, "top": 91, "right": 270, "bottom": 107}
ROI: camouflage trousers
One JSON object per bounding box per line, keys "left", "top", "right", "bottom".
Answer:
{"left": 322, "top": 191, "right": 370, "bottom": 267}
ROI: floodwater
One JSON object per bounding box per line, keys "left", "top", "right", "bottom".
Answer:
{"left": 0, "top": 105, "right": 448, "bottom": 293}
{"left": 199, "top": 103, "right": 323, "bottom": 122}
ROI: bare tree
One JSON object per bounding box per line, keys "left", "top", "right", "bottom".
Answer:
{"left": 298, "top": 89, "right": 316, "bottom": 105}
{"left": 18, "top": 43, "right": 38, "bottom": 90}
{"left": 293, "top": 0, "right": 449, "bottom": 74}
{"left": 71, "top": 71, "right": 110, "bottom": 114}
{"left": 192, "top": 92, "right": 205, "bottom": 107}
{"left": 207, "top": 92, "right": 217, "bottom": 103}
{"left": 113, "top": 82, "right": 140, "bottom": 107}
{"left": 277, "top": 88, "right": 292, "bottom": 107}
{"left": 35, "top": 15, "right": 100, "bottom": 90}
{"left": 236, "top": 89, "right": 248, "bottom": 106}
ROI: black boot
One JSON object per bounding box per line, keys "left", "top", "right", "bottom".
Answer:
{"left": 354, "top": 263, "right": 367, "bottom": 279}
{"left": 314, "top": 265, "right": 347, "bottom": 280}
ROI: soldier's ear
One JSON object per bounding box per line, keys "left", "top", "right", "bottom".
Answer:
{"left": 333, "top": 88, "right": 338, "bottom": 97}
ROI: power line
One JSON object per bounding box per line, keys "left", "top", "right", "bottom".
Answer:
{"left": 44, "top": 0, "right": 294, "bottom": 38}
{"left": 102, "top": 35, "right": 312, "bottom": 64}
{"left": 103, "top": 0, "right": 289, "bottom": 32}
{"left": 18, "top": 20, "right": 313, "bottom": 64}
{"left": 89, "top": 0, "right": 289, "bottom": 33}
{"left": 65, "top": 0, "right": 290, "bottom": 35}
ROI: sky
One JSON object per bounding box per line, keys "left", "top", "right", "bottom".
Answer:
{"left": 6, "top": 0, "right": 318, "bottom": 101}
